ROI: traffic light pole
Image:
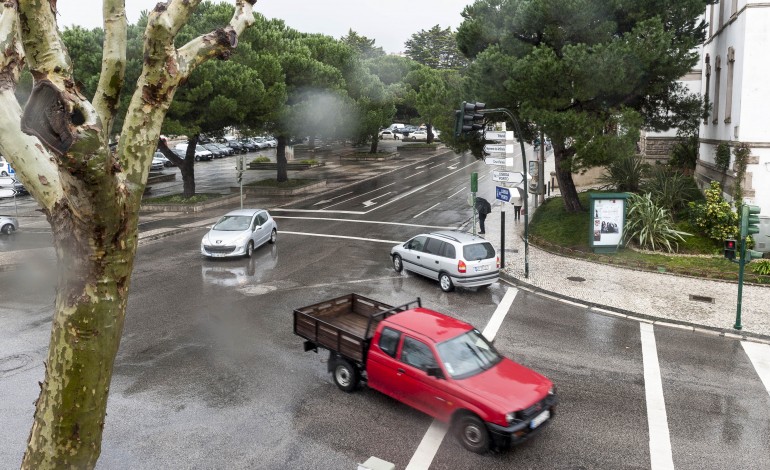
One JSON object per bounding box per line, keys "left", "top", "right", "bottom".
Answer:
{"left": 735, "top": 238, "right": 746, "bottom": 330}
{"left": 480, "top": 107, "right": 529, "bottom": 278}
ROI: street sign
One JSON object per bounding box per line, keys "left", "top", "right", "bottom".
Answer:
{"left": 0, "top": 177, "right": 17, "bottom": 186}
{"left": 495, "top": 186, "right": 511, "bottom": 203}
{"left": 0, "top": 188, "right": 17, "bottom": 198}
{"left": 483, "top": 144, "right": 514, "bottom": 154}
{"left": 492, "top": 170, "right": 524, "bottom": 184}
{"left": 484, "top": 157, "right": 514, "bottom": 167}
{"left": 484, "top": 131, "right": 514, "bottom": 141}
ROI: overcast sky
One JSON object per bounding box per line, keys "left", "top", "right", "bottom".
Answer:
{"left": 57, "top": 1, "right": 473, "bottom": 54}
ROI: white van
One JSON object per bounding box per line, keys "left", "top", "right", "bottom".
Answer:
{"left": 388, "top": 123, "right": 406, "bottom": 131}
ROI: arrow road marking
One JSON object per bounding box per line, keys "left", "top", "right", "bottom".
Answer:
{"left": 362, "top": 191, "right": 394, "bottom": 207}
{"left": 415, "top": 164, "right": 430, "bottom": 169}
{"left": 447, "top": 164, "right": 458, "bottom": 170}
{"left": 323, "top": 182, "right": 397, "bottom": 209}
{"left": 313, "top": 191, "right": 353, "bottom": 206}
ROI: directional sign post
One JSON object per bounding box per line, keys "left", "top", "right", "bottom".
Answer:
{"left": 483, "top": 144, "right": 514, "bottom": 154}
{"left": 492, "top": 170, "right": 524, "bottom": 184}
{"left": 484, "top": 157, "right": 514, "bottom": 167}
{"left": 0, "top": 177, "right": 17, "bottom": 186}
{"left": 484, "top": 130, "right": 514, "bottom": 142}
{"left": 495, "top": 186, "right": 511, "bottom": 203}
{"left": 0, "top": 188, "right": 17, "bottom": 198}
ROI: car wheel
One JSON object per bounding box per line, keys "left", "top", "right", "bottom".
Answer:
{"left": 194, "top": 155, "right": 201, "bottom": 161}
{"left": 245, "top": 241, "right": 254, "bottom": 258}
{"left": 0, "top": 171, "right": 7, "bottom": 176}
{"left": 332, "top": 359, "right": 359, "bottom": 393}
{"left": 269, "top": 228, "right": 277, "bottom": 244}
{"left": 392, "top": 254, "right": 403, "bottom": 273}
{"left": 457, "top": 414, "right": 489, "bottom": 454}
{"left": 439, "top": 272, "right": 454, "bottom": 292}
{"left": 1, "top": 224, "right": 14, "bottom": 235}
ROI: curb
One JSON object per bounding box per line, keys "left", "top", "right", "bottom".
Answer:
{"left": 499, "top": 271, "right": 770, "bottom": 344}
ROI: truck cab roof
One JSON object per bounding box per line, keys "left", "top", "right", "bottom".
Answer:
{"left": 383, "top": 308, "right": 472, "bottom": 343}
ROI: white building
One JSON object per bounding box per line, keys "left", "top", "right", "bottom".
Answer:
{"left": 697, "top": 1, "right": 770, "bottom": 251}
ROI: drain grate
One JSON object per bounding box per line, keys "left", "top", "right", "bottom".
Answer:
{"left": 567, "top": 276, "right": 586, "bottom": 282}
{"left": 689, "top": 294, "right": 715, "bottom": 304}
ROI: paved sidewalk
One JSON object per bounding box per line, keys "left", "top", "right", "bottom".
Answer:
{"left": 472, "top": 201, "right": 770, "bottom": 341}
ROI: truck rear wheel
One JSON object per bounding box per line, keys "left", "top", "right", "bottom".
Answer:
{"left": 332, "top": 359, "right": 359, "bottom": 393}
{"left": 456, "top": 414, "right": 489, "bottom": 453}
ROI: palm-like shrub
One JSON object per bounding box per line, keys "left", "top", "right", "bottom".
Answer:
{"left": 642, "top": 167, "right": 701, "bottom": 213}
{"left": 624, "top": 193, "right": 691, "bottom": 252}
{"left": 597, "top": 155, "right": 650, "bottom": 192}
{"left": 688, "top": 181, "right": 739, "bottom": 242}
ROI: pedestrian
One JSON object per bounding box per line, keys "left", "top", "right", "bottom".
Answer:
{"left": 512, "top": 195, "right": 522, "bottom": 221}
{"left": 475, "top": 197, "right": 491, "bottom": 234}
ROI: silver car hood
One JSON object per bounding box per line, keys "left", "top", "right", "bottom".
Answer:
{"left": 204, "top": 229, "right": 248, "bottom": 245}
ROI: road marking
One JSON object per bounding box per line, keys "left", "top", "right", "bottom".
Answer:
{"left": 322, "top": 182, "right": 398, "bottom": 209}
{"left": 362, "top": 192, "right": 394, "bottom": 207}
{"left": 427, "top": 163, "right": 444, "bottom": 169}
{"left": 313, "top": 191, "right": 353, "bottom": 206}
{"left": 270, "top": 208, "right": 366, "bottom": 215}
{"left": 405, "top": 171, "right": 425, "bottom": 179}
{"left": 279, "top": 231, "right": 399, "bottom": 244}
{"left": 412, "top": 203, "right": 440, "bottom": 219}
{"left": 447, "top": 187, "right": 466, "bottom": 199}
{"left": 742, "top": 341, "right": 770, "bottom": 395}
{"left": 640, "top": 323, "right": 674, "bottom": 470}
{"left": 447, "top": 164, "right": 458, "bottom": 170}
{"left": 272, "top": 216, "right": 456, "bottom": 230}
{"left": 405, "top": 287, "right": 519, "bottom": 469}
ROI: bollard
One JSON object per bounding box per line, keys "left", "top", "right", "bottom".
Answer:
{"left": 500, "top": 211, "right": 505, "bottom": 268}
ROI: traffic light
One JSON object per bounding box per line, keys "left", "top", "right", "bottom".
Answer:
{"left": 454, "top": 101, "right": 485, "bottom": 137}
{"left": 724, "top": 239, "right": 736, "bottom": 260}
{"left": 740, "top": 205, "right": 761, "bottom": 239}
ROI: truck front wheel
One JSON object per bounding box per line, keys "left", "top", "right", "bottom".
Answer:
{"left": 332, "top": 359, "right": 359, "bottom": 393}
{"left": 456, "top": 414, "right": 489, "bottom": 453}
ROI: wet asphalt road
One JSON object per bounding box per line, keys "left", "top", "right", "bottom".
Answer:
{"left": 1, "top": 148, "right": 769, "bottom": 469}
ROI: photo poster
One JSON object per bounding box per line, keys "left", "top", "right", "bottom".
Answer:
{"left": 592, "top": 198, "right": 624, "bottom": 246}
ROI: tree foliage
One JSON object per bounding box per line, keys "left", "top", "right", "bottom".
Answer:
{"left": 405, "top": 25, "right": 468, "bottom": 70}
{"left": 457, "top": 0, "right": 710, "bottom": 212}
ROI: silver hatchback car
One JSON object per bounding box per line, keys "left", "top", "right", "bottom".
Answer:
{"left": 201, "top": 209, "right": 277, "bottom": 258}
{"left": 391, "top": 231, "right": 499, "bottom": 292}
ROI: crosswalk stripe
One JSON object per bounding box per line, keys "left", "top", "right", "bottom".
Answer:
{"left": 741, "top": 341, "right": 770, "bottom": 395}
{"left": 640, "top": 323, "right": 675, "bottom": 470}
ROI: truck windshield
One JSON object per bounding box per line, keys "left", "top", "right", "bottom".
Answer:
{"left": 436, "top": 329, "right": 502, "bottom": 379}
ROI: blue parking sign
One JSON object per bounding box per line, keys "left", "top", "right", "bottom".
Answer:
{"left": 496, "top": 186, "right": 511, "bottom": 202}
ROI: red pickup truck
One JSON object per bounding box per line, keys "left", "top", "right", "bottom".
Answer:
{"left": 293, "top": 294, "right": 557, "bottom": 453}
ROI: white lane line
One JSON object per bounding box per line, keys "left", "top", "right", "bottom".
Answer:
{"left": 272, "top": 216, "right": 456, "bottom": 230}
{"left": 323, "top": 182, "right": 398, "bottom": 209}
{"left": 313, "top": 191, "right": 353, "bottom": 206}
{"left": 405, "top": 287, "right": 519, "bottom": 469}
{"left": 404, "top": 421, "right": 449, "bottom": 470}
{"left": 742, "top": 341, "right": 770, "bottom": 395}
{"left": 428, "top": 163, "right": 444, "bottom": 169}
{"left": 270, "top": 208, "right": 366, "bottom": 215}
{"left": 447, "top": 187, "right": 466, "bottom": 199}
{"left": 640, "top": 323, "right": 675, "bottom": 470}
{"left": 279, "top": 231, "right": 399, "bottom": 244}
{"left": 405, "top": 171, "right": 426, "bottom": 180}
{"left": 365, "top": 161, "right": 478, "bottom": 214}
{"left": 413, "top": 203, "right": 440, "bottom": 219}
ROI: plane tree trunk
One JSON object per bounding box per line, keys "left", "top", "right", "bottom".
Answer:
{"left": 0, "top": 1, "right": 257, "bottom": 468}
{"left": 276, "top": 134, "right": 288, "bottom": 182}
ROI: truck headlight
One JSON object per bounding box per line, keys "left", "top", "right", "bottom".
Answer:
{"left": 505, "top": 412, "right": 515, "bottom": 424}
{"left": 548, "top": 386, "right": 556, "bottom": 396}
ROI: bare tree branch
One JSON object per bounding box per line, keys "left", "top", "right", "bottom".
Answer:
{"left": 93, "top": 0, "right": 127, "bottom": 140}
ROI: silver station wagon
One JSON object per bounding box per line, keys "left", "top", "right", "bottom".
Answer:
{"left": 391, "top": 231, "right": 499, "bottom": 292}
{"left": 201, "top": 209, "right": 277, "bottom": 258}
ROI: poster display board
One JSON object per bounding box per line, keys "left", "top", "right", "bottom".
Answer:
{"left": 588, "top": 193, "right": 629, "bottom": 253}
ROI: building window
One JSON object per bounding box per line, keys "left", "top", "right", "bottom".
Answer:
{"left": 725, "top": 48, "right": 735, "bottom": 124}
{"left": 713, "top": 55, "right": 722, "bottom": 125}
{"left": 704, "top": 55, "right": 711, "bottom": 124}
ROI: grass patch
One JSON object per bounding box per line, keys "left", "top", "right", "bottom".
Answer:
{"left": 530, "top": 192, "right": 768, "bottom": 283}
{"left": 246, "top": 178, "right": 316, "bottom": 188}
{"left": 251, "top": 156, "right": 271, "bottom": 163}
{"left": 299, "top": 159, "right": 319, "bottom": 165}
{"left": 143, "top": 193, "right": 223, "bottom": 204}
{"left": 399, "top": 143, "right": 438, "bottom": 149}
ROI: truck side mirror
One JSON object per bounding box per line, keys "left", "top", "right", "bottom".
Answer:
{"left": 426, "top": 367, "right": 444, "bottom": 379}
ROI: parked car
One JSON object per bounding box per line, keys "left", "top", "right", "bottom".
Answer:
{"left": 239, "top": 139, "right": 258, "bottom": 152}
{"left": 171, "top": 149, "right": 187, "bottom": 161}
{"left": 213, "top": 143, "right": 234, "bottom": 156}
{"left": 262, "top": 137, "right": 277, "bottom": 148}
{"left": 294, "top": 293, "right": 557, "bottom": 453}
{"left": 203, "top": 143, "right": 227, "bottom": 158}
{"left": 391, "top": 231, "right": 499, "bottom": 292}
{"left": 405, "top": 130, "right": 429, "bottom": 141}
{"left": 378, "top": 130, "right": 400, "bottom": 140}
{"left": 0, "top": 156, "right": 14, "bottom": 177}
{"left": 150, "top": 153, "right": 165, "bottom": 171}
{"left": 201, "top": 208, "right": 278, "bottom": 258}
{"left": 0, "top": 215, "right": 18, "bottom": 234}
{"left": 227, "top": 141, "right": 247, "bottom": 154}
{"left": 154, "top": 151, "right": 175, "bottom": 167}
{"left": 253, "top": 138, "right": 270, "bottom": 149}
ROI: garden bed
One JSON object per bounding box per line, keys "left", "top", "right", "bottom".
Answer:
{"left": 248, "top": 161, "right": 325, "bottom": 170}
{"left": 140, "top": 193, "right": 241, "bottom": 213}
{"left": 233, "top": 178, "right": 327, "bottom": 196}
{"left": 339, "top": 151, "right": 398, "bottom": 162}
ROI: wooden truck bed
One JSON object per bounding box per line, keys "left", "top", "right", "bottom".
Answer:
{"left": 293, "top": 294, "right": 419, "bottom": 364}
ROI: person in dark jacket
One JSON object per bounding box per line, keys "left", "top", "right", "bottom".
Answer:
{"left": 475, "top": 197, "right": 491, "bottom": 234}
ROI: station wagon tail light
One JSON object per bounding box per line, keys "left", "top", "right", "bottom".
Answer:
{"left": 496, "top": 256, "right": 500, "bottom": 268}
{"left": 458, "top": 260, "right": 466, "bottom": 273}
